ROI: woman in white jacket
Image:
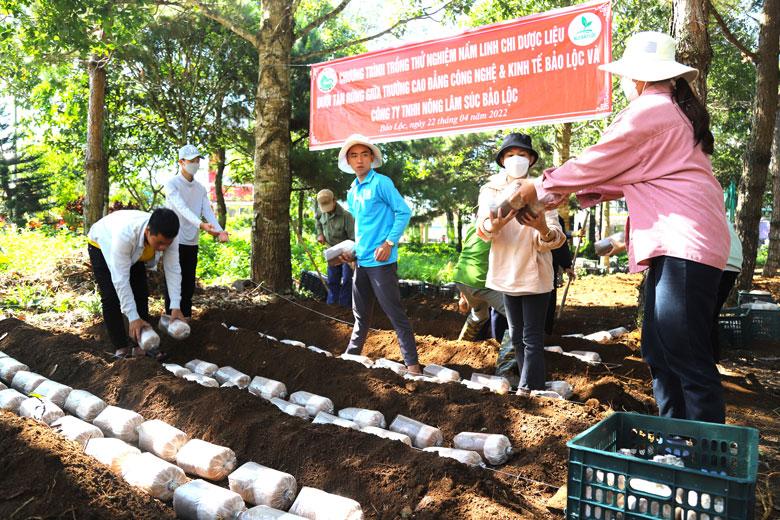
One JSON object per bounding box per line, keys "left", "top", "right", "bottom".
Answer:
{"left": 477, "top": 133, "right": 565, "bottom": 394}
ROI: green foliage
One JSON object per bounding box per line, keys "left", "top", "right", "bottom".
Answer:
{"left": 397, "top": 243, "right": 458, "bottom": 283}
{"left": 195, "top": 228, "right": 252, "bottom": 286}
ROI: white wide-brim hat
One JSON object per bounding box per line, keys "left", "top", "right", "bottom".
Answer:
{"left": 599, "top": 31, "right": 698, "bottom": 84}
{"left": 338, "top": 134, "right": 383, "bottom": 174}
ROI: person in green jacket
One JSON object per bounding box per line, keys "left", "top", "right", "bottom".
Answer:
{"left": 453, "top": 223, "right": 507, "bottom": 340}
{"left": 315, "top": 189, "right": 355, "bottom": 307}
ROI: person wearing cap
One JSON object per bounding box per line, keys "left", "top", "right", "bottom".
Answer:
{"left": 163, "top": 144, "right": 229, "bottom": 320}
{"left": 476, "top": 132, "right": 566, "bottom": 395}
{"left": 337, "top": 134, "right": 421, "bottom": 375}
{"left": 512, "top": 32, "right": 729, "bottom": 423}
{"left": 88, "top": 208, "right": 186, "bottom": 358}
{"left": 314, "top": 188, "right": 355, "bottom": 307}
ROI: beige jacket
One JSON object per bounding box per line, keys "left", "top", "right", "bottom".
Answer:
{"left": 477, "top": 173, "right": 566, "bottom": 296}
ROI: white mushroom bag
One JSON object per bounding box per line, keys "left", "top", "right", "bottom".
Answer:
{"left": 11, "top": 370, "right": 47, "bottom": 394}
{"left": 185, "top": 359, "right": 219, "bottom": 377}
{"left": 51, "top": 415, "right": 104, "bottom": 448}
{"left": 84, "top": 437, "right": 141, "bottom": 474}
{"left": 173, "top": 479, "right": 246, "bottom": 520}
{"left": 18, "top": 397, "right": 64, "bottom": 425}
{"left": 0, "top": 357, "right": 28, "bottom": 384}
{"left": 176, "top": 438, "right": 237, "bottom": 480}
{"left": 63, "top": 389, "right": 107, "bottom": 422}
{"left": 288, "top": 391, "right": 334, "bottom": 417}
{"left": 120, "top": 452, "right": 189, "bottom": 501}
{"left": 269, "top": 398, "right": 309, "bottom": 420}
{"left": 92, "top": 405, "right": 145, "bottom": 443}
{"left": 0, "top": 388, "right": 26, "bottom": 412}
{"left": 137, "top": 419, "right": 189, "bottom": 462}
{"left": 214, "top": 366, "right": 251, "bottom": 389}
{"left": 288, "top": 487, "right": 363, "bottom": 520}
{"left": 248, "top": 376, "right": 287, "bottom": 400}
{"left": 337, "top": 408, "right": 386, "bottom": 429}
{"left": 32, "top": 379, "right": 72, "bottom": 407}
{"left": 228, "top": 461, "right": 297, "bottom": 510}
{"left": 241, "top": 505, "right": 307, "bottom": 519}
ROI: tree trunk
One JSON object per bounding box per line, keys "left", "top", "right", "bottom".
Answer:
{"left": 554, "top": 123, "right": 572, "bottom": 223}
{"left": 456, "top": 209, "right": 463, "bottom": 252}
{"left": 762, "top": 109, "right": 780, "bottom": 277}
{"left": 83, "top": 56, "right": 108, "bottom": 231}
{"left": 213, "top": 147, "right": 227, "bottom": 229}
{"left": 445, "top": 209, "right": 454, "bottom": 243}
{"left": 670, "top": 0, "right": 711, "bottom": 102}
{"left": 735, "top": 0, "right": 780, "bottom": 291}
{"left": 251, "top": 1, "right": 294, "bottom": 291}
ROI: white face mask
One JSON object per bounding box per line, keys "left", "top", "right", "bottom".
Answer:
{"left": 503, "top": 155, "right": 530, "bottom": 179}
{"left": 182, "top": 162, "right": 199, "bottom": 175}
{"left": 620, "top": 76, "right": 641, "bottom": 102}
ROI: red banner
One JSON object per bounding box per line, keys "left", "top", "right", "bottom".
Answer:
{"left": 309, "top": 0, "right": 612, "bottom": 150}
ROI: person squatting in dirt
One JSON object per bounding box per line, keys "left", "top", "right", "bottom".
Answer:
{"left": 315, "top": 188, "right": 356, "bottom": 307}
{"left": 163, "top": 144, "right": 229, "bottom": 320}
{"left": 512, "top": 31, "right": 730, "bottom": 424}
{"left": 87, "top": 208, "right": 185, "bottom": 359}
{"left": 337, "top": 134, "right": 423, "bottom": 375}
{"left": 477, "top": 132, "right": 566, "bottom": 395}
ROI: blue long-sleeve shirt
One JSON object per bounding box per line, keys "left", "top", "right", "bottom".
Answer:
{"left": 346, "top": 169, "right": 411, "bottom": 267}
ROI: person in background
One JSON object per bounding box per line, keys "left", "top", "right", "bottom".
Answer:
{"left": 164, "top": 144, "right": 228, "bottom": 320}
{"left": 88, "top": 209, "right": 185, "bottom": 359}
{"left": 315, "top": 188, "right": 355, "bottom": 307}
{"left": 453, "top": 221, "right": 507, "bottom": 341}
{"left": 477, "top": 133, "right": 566, "bottom": 395}
{"left": 545, "top": 215, "right": 576, "bottom": 335}
{"left": 513, "top": 32, "right": 729, "bottom": 423}
{"left": 712, "top": 221, "right": 742, "bottom": 360}
{"left": 338, "top": 134, "right": 422, "bottom": 375}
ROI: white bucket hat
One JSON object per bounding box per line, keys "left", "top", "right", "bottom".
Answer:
{"left": 599, "top": 31, "right": 698, "bottom": 84}
{"left": 338, "top": 134, "right": 383, "bottom": 174}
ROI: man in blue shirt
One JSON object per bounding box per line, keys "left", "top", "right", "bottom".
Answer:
{"left": 337, "top": 134, "right": 421, "bottom": 375}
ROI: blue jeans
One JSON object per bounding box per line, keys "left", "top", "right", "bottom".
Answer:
{"left": 642, "top": 256, "right": 725, "bottom": 423}
{"left": 504, "top": 292, "right": 550, "bottom": 391}
{"left": 326, "top": 263, "right": 353, "bottom": 307}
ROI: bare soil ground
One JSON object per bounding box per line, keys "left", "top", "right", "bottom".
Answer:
{"left": 1, "top": 273, "right": 778, "bottom": 519}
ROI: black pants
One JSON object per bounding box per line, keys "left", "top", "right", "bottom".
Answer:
{"left": 641, "top": 256, "right": 725, "bottom": 423}
{"left": 711, "top": 270, "right": 739, "bottom": 362}
{"left": 164, "top": 244, "right": 198, "bottom": 318}
{"left": 544, "top": 286, "right": 557, "bottom": 335}
{"left": 88, "top": 244, "right": 149, "bottom": 349}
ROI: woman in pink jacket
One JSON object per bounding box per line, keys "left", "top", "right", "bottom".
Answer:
{"left": 514, "top": 32, "right": 729, "bottom": 423}
{"left": 477, "top": 133, "right": 566, "bottom": 394}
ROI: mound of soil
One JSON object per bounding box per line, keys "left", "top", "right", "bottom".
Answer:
{"left": 0, "top": 411, "right": 175, "bottom": 519}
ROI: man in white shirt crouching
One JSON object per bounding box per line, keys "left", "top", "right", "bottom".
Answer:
{"left": 87, "top": 208, "right": 186, "bottom": 358}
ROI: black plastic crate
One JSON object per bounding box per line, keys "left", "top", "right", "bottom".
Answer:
{"left": 717, "top": 307, "right": 751, "bottom": 349}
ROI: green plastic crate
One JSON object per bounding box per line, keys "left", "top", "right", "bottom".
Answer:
{"left": 747, "top": 308, "right": 780, "bottom": 341}
{"left": 566, "top": 412, "right": 759, "bottom": 520}
{"left": 717, "top": 307, "right": 751, "bottom": 349}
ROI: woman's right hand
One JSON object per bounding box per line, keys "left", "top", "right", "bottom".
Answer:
{"left": 487, "top": 207, "right": 517, "bottom": 234}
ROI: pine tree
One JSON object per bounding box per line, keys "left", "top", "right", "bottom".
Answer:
{"left": 0, "top": 112, "right": 51, "bottom": 226}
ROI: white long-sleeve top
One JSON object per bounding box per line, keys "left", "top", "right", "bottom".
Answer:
{"left": 88, "top": 210, "right": 182, "bottom": 321}
{"left": 164, "top": 174, "right": 223, "bottom": 246}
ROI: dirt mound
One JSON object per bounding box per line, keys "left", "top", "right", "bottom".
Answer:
{"left": 1, "top": 318, "right": 576, "bottom": 518}
{"left": 574, "top": 376, "right": 656, "bottom": 413}
{"left": 0, "top": 411, "right": 175, "bottom": 519}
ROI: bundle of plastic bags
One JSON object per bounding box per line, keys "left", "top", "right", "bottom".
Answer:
{"left": 228, "top": 462, "right": 297, "bottom": 510}
{"left": 0, "top": 388, "right": 26, "bottom": 412}
{"left": 93, "top": 405, "right": 145, "bottom": 443}
{"left": 288, "top": 391, "right": 334, "bottom": 417}
{"left": 173, "top": 479, "right": 246, "bottom": 520}
{"left": 176, "top": 439, "right": 237, "bottom": 480}
{"left": 360, "top": 426, "right": 412, "bottom": 446}
{"left": 183, "top": 372, "right": 220, "bottom": 388}
{"left": 137, "top": 419, "right": 189, "bottom": 462}
{"left": 423, "top": 447, "right": 484, "bottom": 466}
{"left": 312, "top": 411, "right": 359, "bottom": 430}
{"left": 64, "top": 389, "right": 107, "bottom": 422}
{"left": 0, "top": 357, "right": 28, "bottom": 383}
{"left": 85, "top": 437, "right": 141, "bottom": 474}
{"left": 423, "top": 364, "right": 460, "bottom": 383}
{"left": 248, "top": 377, "right": 287, "bottom": 400}
{"left": 337, "top": 407, "right": 386, "bottom": 429}
{"left": 32, "top": 379, "right": 72, "bottom": 407}
{"left": 389, "top": 415, "right": 443, "bottom": 449}
{"left": 185, "top": 359, "right": 219, "bottom": 377}
{"left": 215, "top": 367, "right": 251, "bottom": 389}
{"left": 18, "top": 396, "right": 64, "bottom": 425}
{"left": 119, "top": 451, "right": 189, "bottom": 501}
{"left": 453, "top": 432, "right": 513, "bottom": 465}
{"left": 269, "top": 398, "right": 309, "bottom": 420}
{"left": 288, "top": 487, "right": 363, "bottom": 520}
{"left": 51, "top": 415, "right": 104, "bottom": 447}
{"left": 11, "top": 370, "right": 47, "bottom": 394}
{"left": 163, "top": 363, "right": 192, "bottom": 378}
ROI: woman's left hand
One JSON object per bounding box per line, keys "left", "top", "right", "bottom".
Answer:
{"left": 508, "top": 179, "right": 540, "bottom": 208}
